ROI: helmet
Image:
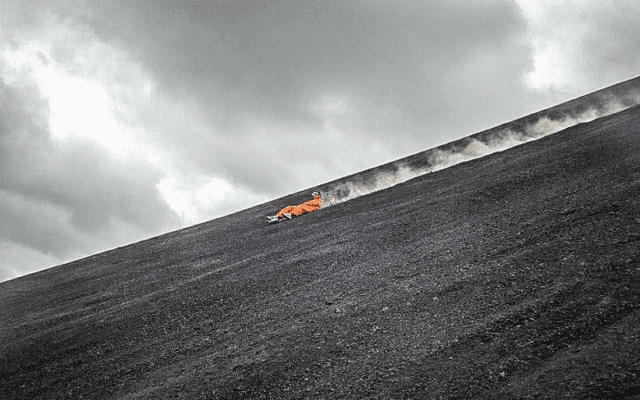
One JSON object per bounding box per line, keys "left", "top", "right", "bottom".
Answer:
{"left": 311, "top": 191, "right": 321, "bottom": 197}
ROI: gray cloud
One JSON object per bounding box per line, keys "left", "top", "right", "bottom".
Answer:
{"left": 584, "top": 2, "right": 640, "bottom": 83}
{"left": 0, "top": 81, "right": 180, "bottom": 270}
{"left": 80, "top": 0, "right": 539, "bottom": 191}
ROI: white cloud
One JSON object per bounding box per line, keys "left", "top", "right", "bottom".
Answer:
{"left": 157, "top": 174, "right": 235, "bottom": 226}
{"left": 309, "top": 92, "right": 352, "bottom": 118}
{"left": 0, "top": 13, "right": 158, "bottom": 160}
{"left": 515, "top": 0, "right": 640, "bottom": 95}
{"left": 515, "top": 0, "right": 582, "bottom": 92}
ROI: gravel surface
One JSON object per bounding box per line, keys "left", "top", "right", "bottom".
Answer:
{"left": 2, "top": 106, "right": 640, "bottom": 399}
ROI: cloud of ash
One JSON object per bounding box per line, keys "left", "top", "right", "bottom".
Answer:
{"left": 321, "top": 97, "right": 637, "bottom": 208}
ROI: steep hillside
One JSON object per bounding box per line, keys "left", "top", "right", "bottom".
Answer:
{"left": 2, "top": 106, "right": 640, "bottom": 398}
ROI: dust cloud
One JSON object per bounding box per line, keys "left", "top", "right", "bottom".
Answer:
{"left": 322, "top": 98, "right": 637, "bottom": 208}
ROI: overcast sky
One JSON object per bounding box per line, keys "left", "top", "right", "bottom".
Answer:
{"left": 1, "top": 0, "right": 639, "bottom": 281}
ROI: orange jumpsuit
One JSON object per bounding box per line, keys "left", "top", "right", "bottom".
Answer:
{"left": 276, "top": 195, "right": 323, "bottom": 218}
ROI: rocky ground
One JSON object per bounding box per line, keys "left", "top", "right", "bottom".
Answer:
{"left": 2, "top": 106, "right": 640, "bottom": 399}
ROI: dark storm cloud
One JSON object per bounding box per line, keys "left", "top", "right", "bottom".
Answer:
{"left": 137, "top": 0, "right": 532, "bottom": 126}
{"left": 70, "top": 0, "right": 536, "bottom": 193}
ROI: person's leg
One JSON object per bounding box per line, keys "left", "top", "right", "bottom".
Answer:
{"left": 276, "top": 205, "right": 296, "bottom": 218}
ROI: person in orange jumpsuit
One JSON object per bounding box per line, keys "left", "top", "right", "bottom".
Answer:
{"left": 268, "top": 191, "right": 323, "bottom": 223}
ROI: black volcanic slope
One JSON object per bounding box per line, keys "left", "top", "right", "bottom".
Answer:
{"left": 2, "top": 107, "right": 640, "bottom": 399}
